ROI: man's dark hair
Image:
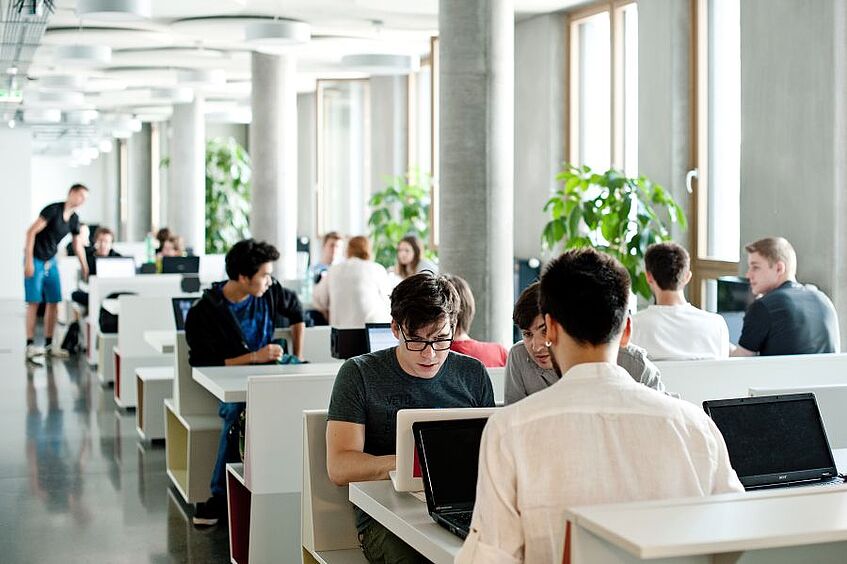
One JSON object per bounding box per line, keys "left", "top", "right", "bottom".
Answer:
{"left": 644, "top": 242, "right": 690, "bottom": 291}
{"left": 69, "top": 183, "right": 88, "bottom": 192}
{"left": 444, "top": 274, "right": 475, "bottom": 335}
{"left": 512, "top": 282, "right": 541, "bottom": 331}
{"left": 539, "top": 248, "right": 630, "bottom": 345}
{"left": 225, "top": 239, "right": 280, "bottom": 280}
{"left": 390, "top": 272, "right": 459, "bottom": 336}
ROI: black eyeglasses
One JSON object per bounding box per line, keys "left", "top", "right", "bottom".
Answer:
{"left": 399, "top": 326, "right": 453, "bottom": 352}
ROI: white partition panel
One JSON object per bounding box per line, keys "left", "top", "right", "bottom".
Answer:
{"left": 245, "top": 373, "right": 338, "bottom": 495}
{"left": 654, "top": 354, "right": 847, "bottom": 407}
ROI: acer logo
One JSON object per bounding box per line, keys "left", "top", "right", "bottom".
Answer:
{"left": 778, "top": 474, "right": 788, "bottom": 480}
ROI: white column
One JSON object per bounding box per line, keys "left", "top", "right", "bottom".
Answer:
{"left": 168, "top": 98, "right": 205, "bottom": 254}
{"left": 126, "top": 123, "right": 152, "bottom": 241}
{"left": 250, "top": 52, "right": 298, "bottom": 279}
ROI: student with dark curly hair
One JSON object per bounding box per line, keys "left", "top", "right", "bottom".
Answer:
{"left": 185, "top": 239, "right": 305, "bottom": 527}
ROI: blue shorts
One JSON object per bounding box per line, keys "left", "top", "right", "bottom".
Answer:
{"left": 24, "top": 258, "right": 62, "bottom": 304}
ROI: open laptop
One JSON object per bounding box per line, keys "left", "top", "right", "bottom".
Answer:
{"left": 95, "top": 257, "right": 136, "bottom": 278}
{"left": 413, "top": 418, "right": 488, "bottom": 539}
{"left": 703, "top": 394, "right": 843, "bottom": 489}
{"left": 365, "top": 322, "right": 398, "bottom": 353}
{"left": 162, "top": 256, "right": 200, "bottom": 274}
{"left": 391, "top": 407, "right": 498, "bottom": 492}
{"left": 171, "top": 297, "right": 196, "bottom": 331}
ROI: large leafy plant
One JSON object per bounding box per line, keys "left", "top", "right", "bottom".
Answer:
{"left": 205, "top": 138, "right": 251, "bottom": 254}
{"left": 542, "top": 164, "right": 687, "bottom": 299}
{"left": 368, "top": 170, "right": 434, "bottom": 269}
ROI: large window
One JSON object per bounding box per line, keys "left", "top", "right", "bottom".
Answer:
{"left": 568, "top": 1, "right": 637, "bottom": 173}
{"left": 691, "top": 0, "right": 741, "bottom": 308}
{"left": 316, "top": 79, "right": 371, "bottom": 237}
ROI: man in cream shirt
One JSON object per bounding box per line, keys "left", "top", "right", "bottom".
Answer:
{"left": 632, "top": 242, "right": 730, "bottom": 360}
{"left": 456, "top": 248, "right": 742, "bottom": 564}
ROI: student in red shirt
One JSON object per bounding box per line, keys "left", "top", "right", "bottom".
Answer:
{"left": 446, "top": 274, "right": 508, "bottom": 367}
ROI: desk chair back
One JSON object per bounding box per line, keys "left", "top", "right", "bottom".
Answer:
{"left": 749, "top": 384, "right": 847, "bottom": 449}
{"left": 172, "top": 331, "right": 219, "bottom": 416}
{"left": 302, "top": 410, "right": 360, "bottom": 554}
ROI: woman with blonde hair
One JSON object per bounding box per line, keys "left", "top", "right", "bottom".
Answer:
{"left": 313, "top": 235, "right": 392, "bottom": 328}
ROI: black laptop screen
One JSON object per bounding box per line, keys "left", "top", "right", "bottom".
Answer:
{"left": 415, "top": 419, "right": 486, "bottom": 511}
{"left": 172, "top": 298, "right": 195, "bottom": 331}
{"left": 707, "top": 397, "right": 833, "bottom": 480}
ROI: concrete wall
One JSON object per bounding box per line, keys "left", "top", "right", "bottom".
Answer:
{"left": 30, "top": 153, "right": 113, "bottom": 226}
{"left": 638, "top": 0, "right": 693, "bottom": 242}
{"left": 514, "top": 13, "right": 567, "bottom": 260}
{"left": 2, "top": 130, "right": 32, "bottom": 299}
{"left": 740, "top": 0, "right": 847, "bottom": 343}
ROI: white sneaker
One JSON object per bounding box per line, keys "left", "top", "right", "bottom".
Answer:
{"left": 25, "top": 344, "right": 45, "bottom": 359}
{"left": 45, "top": 345, "right": 70, "bottom": 358}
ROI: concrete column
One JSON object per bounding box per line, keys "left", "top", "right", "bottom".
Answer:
{"left": 370, "top": 76, "right": 408, "bottom": 195}
{"left": 126, "top": 123, "right": 152, "bottom": 241}
{"left": 168, "top": 98, "right": 205, "bottom": 254}
{"left": 740, "top": 0, "right": 847, "bottom": 347}
{"left": 297, "top": 92, "right": 317, "bottom": 246}
{"left": 439, "top": 0, "right": 514, "bottom": 345}
{"left": 250, "top": 52, "right": 298, "bottom": 279}
{"left": 0, "top": 129, "right": 32, "bottom": 299}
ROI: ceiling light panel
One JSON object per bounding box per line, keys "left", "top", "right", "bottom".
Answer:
{"left": 77, "top": 0, "right": 152, "bottom": 22}
{"left": 53, "top": 44, "right": 112, "bottom": 66}
{"left": 42, "top": 27, "right": 173, "bottom": 49}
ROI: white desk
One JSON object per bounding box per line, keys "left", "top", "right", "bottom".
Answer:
{"left": 144, "top": 330, "right": 175, "bottom": 354}
{"left": 349, "top": 481, "right": 461, "bottom": 564}
{"left": 102, "top": 298, "right": 120, "bottom": 315}
{"left": 565, "top": 486, "right": 847, "bottom": 562}
{"left": 349, "top": 450, "right": 847, "bottom": 563}
{"left": 192, "top": 362, "right": 343, "bottom": 403}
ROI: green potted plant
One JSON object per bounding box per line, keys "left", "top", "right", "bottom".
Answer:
{"left": 205, "top": 138, "right": 252, "bottom": 254}
{"left": 541, "top": 164, "right": 687, "bottom": 300}
{"left": 367, "top": 169, "right": 435, "bottom": 269}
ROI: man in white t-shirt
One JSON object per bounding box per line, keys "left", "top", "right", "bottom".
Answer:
{"left": 456, "top": 248, "right": 742, "bottom": 563}
{"left": 631, "top": 242, "right": 730, "bottom": 360}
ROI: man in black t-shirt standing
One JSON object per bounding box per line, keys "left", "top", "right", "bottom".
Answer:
{"left": 732, "top": 237, "right": 839, "bottom": 356}
{"left": 24, "top": 184, "right": 89, "bottom": 359}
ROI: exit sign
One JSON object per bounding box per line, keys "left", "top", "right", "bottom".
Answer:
{"left": 0, "top": 89, "right": 22, "bottom": 102}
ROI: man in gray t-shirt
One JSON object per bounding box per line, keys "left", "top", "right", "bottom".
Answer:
{"left": 326, "top": 272, "right": 494, "bottom": 563}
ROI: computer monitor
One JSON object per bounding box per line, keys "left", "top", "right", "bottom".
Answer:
{"left": 366, "top": 323, "right": 398, "bottom": 353}
{"left": 162, "top": 256, "right": 200, "bottom": 274}
{"left": 703, "top": 394, "right": 837, "bottom": 488}
{"left": 171, "top": 297, "right": 196, "bottom": 331}
{"left": 95, "top": 257, "right": 136, "bottom": 278}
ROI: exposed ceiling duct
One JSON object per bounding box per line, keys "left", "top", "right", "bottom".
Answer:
{"left": 0, "top": 0, "right": 54, "bottom": 115}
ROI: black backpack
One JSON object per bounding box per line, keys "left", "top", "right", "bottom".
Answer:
{"left": 60, "top": 321, "right": 82, "bottom": 354}
{"left": 99, "top": 291, "right": 137, "bottom": 334}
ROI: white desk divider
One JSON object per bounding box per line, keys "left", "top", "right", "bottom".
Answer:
{"left": 199, "top": 254, "right": 225, "bottom": 285}
{"left": 136, "top": 366, "right": 174, "bottom": 441}
{"left": 244, "top": 372, "right": 340, "bottom": 494}
{"left": 749, "top": 384, "right": 847, "bottom": 449}
{"left": 488, "top": 366, "right": 505, "bottom": 404}
{"left": 113, "top": 295, "right": 175, "bottom": 409}
{"left": 302, "top": 410, "right": 366, "bottom": 564}
{"left": 654, "top": 353, "right": 847, "bottom": 407}
{"left": 85, "top": 273, "right": 183, "bottom": 365}
{"left": 299, "top": 326, "right": 333, "bottom": 363}
{"left": 97, "top": 332, "right": 118, "bottom": 384}
{"left": 165, "top": 331, "right": 222, "bottom": 504}
{"left": 111, "top": 241, "right": 147, "bottom": 266}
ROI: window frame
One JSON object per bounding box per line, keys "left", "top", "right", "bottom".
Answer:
{"left": 566, "top": 0, "right": 637, "bottom": 171}
{"left": 688, "top": 0, "right": 741, "bottom": 307}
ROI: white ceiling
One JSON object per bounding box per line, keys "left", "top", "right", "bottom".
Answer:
{"left": 16, "top": 0, "right": 585, "bottom": 155}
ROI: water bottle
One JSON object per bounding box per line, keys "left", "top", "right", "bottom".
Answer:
{"left": 144, "top": 232, "right": 155, "bottom": 264}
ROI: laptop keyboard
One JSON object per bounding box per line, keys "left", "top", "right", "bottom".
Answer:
{"left": 444, "top": 511, "right": 473, "bottom": 529}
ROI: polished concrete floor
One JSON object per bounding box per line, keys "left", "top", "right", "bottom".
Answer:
{"left": 0, "top": 301, "right": 231, "bottom": 563}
